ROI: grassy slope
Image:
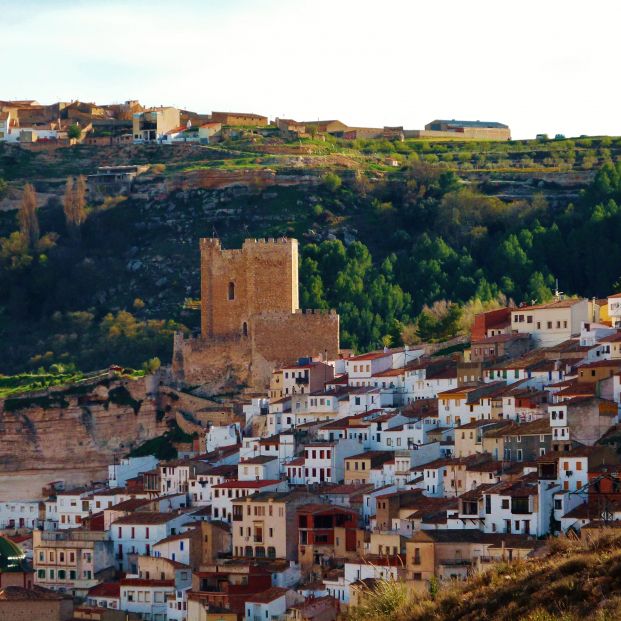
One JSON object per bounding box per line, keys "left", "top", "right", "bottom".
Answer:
{"left": 357, "top": 533, "right": 621, "bottom": 621}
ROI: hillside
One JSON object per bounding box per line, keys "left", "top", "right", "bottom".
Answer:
{"left": 1, "top": 135, "right": 621, "bottom": 373}
{"left": 353, "top": 532, "right": 621, "bottom": 621}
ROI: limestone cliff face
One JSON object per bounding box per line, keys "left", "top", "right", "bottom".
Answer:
{"left": 0, "top": 377, "right": 170, "bottom": 472}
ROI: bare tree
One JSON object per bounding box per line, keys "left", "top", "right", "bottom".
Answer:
{"left": 63, "top": 175, "right": 87, "bottom": 237}
{"left": 18, "top": 183, "right": 39, "bottom": 248}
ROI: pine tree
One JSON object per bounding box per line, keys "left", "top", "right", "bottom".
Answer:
{"left": 18, "top": 183, "right": 39, "bottom": 248}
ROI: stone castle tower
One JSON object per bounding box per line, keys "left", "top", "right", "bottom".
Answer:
{"left": 174, "top": 237, "right": 339, "bottom": 392}
{"left": 200, "top": 237, "right": 299, "bottom": 339}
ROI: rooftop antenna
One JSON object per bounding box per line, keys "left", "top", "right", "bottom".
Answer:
{"left": 554, "top": 279, "right": 564, "bottom": 302}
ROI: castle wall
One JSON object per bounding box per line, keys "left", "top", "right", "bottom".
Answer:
{"left": 173, "top": 310, "right": 339, "bottom": 393}
{"left": 173, "top": 333, "right": 253, "bottom": 392}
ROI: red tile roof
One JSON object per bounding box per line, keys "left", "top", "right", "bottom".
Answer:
{"left": 120, "top": 578, "right": 175, "bottom": 588}
{"left": 212, "top": 479, "right": 282, "bottom": 489}
{"left": 88, "top": 582, "right": 120, "bottom": 597}
{"left": 246, "top": 586, "right": 289, "bottom": 604}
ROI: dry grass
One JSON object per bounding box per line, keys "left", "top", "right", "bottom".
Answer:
{"left": 346, "top": 532, "right": 621, "bottom": 621}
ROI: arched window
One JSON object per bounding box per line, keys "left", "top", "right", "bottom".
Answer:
{"left": 228, "top": 282, "right": 235, "bottom": 300}
{"left": 255, "top": 546, "right": 266, "bottom": 558}
{"left": 242, "top": 322, "right": 248, "bottom": 337}
{"left": 245, "top": 546, "right": 253, "bottom": 557}
{"left": 267, "top": 547, "right": 276, "bottom": 559}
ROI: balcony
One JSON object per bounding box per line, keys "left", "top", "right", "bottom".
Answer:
{"left": 295, "top": 377, "right": 309, "bottom": 385}
{"left": 439, "top": 559, "right": 472, "bottom": 567}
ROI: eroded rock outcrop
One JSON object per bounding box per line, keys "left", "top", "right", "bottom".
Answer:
{"left": 0, "top": 376, "right": 171, "bottom": 473}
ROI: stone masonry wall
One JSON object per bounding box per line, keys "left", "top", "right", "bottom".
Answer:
{"left": 200, "top": 237, "right": 298, "bottom": 339}
{"left": 173, "top": 310, "right": 339, "bottom": 392}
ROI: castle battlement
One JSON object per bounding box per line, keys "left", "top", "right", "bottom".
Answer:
{"left": 243, "top": 237, "right": 293, "bottom": 246}
{"left": 293, "top": 308, "right": 338, "bottom": 316}
{"left": 200, "top": 237, "right": 222, "bottom": 250}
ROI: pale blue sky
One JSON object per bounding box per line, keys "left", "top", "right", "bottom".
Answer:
{"left": 2, "top": 0, "right": 620, "bottom": 139}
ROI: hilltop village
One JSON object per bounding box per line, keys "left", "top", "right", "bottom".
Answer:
{"left": 3, "top": 219, "right": 621, "bottom": 620}
{"left": 0, "top": 98, "right": 511, "bottom": 146}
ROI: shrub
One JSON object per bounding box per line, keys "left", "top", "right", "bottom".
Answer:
{"left": 322, "top": 172, "right": 342, "bottom": 192}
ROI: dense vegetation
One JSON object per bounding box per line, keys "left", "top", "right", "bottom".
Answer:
{"left": 299, "top": 162, "right": 621, "bottom": 349}
{"left": 1, "top": 138, "right": 621, "bottom": 373}
{"left": 349, "top": 532, "right": 621, "bottom": 621}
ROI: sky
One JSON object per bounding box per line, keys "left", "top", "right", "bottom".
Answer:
{"left": 1, "top": 0, "right": 620, "bottom": 139}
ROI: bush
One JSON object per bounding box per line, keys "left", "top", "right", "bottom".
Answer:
{"left": 67, "top": 124, "right": 82, "bottom": 140}
{"left": 322, "top": 172, "right": 342, "bottom": 192}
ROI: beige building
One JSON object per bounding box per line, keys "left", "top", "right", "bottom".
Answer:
{"left": 454, "top": 420, "right": 512, "bottom": 458}
{"left": 187, "top": 600, "right": 237, "bottom": 621}
{"left": 270, "top": 370, "right": 285, "bottom": 400}
{"left": 132, "top": 107, "right": 180, "bottom": 143}
{"left": 406, "top": 530, "right": 537, "bottom": 583}
{"left": 211, "top": 112, "right": 268, "bottom": 127}
{"left": 510, "top": 299, "right": 590, "bottom": 347}
{"left": 0, "top": 586, "right": 73, "bottom": 621}
{"left": 344, "top": 451, "right": 393, "bottom": 484}
{"left": 231, "top": 491, "right": 317, "bottom": 561}
{"left": 33, "top": 529, "right": 114, "bottom": 598}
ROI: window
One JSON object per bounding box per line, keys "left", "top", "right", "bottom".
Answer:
{"left": 228, "top": 282, "right": 235, "bottom": 300}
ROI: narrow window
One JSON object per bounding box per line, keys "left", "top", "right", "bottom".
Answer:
{"left": 242, "top": 322, "right": 248, "bottom": 336}
{"left": 228, "top": 281, "right": 235, "bottom": 300}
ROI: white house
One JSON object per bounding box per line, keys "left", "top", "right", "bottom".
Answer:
{"left": 510, "top": 299, "right": 590, "bottom": 347}
{"left": 111, "top": 509, "right": 198, "bottom": 573}
{"left": 0, "top": 500, "right": 41, "bottom": 529}
{"left": 301, "top": 439, "right": 361, "bottom": 484}
{"left": 108, "top": 456, "right": 158, "bottom": 488}
{"left": 120, "top": 577, "right": 176, "bottom": 620}
{"left": 245, "top": 587, "right": 291, "bottom": 621}
{"left": 238, "top": 456, "right": 280, "bottom": 481}
{"left": 206, "top": 423, "right": 240, "bottom": 454}
{"left": 482, "top": 478, "right": 557, "bottom": 537}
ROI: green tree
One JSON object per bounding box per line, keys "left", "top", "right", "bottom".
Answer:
{"left": 67, "top": 124, "right": 82, "bottom": 140}
{"left": 142, "top": 357, "right": 161, "bottom": 374}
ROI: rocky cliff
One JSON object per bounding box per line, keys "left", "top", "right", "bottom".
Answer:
{"left": 0, "top": 375, "right": 171, "bottom": 474}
